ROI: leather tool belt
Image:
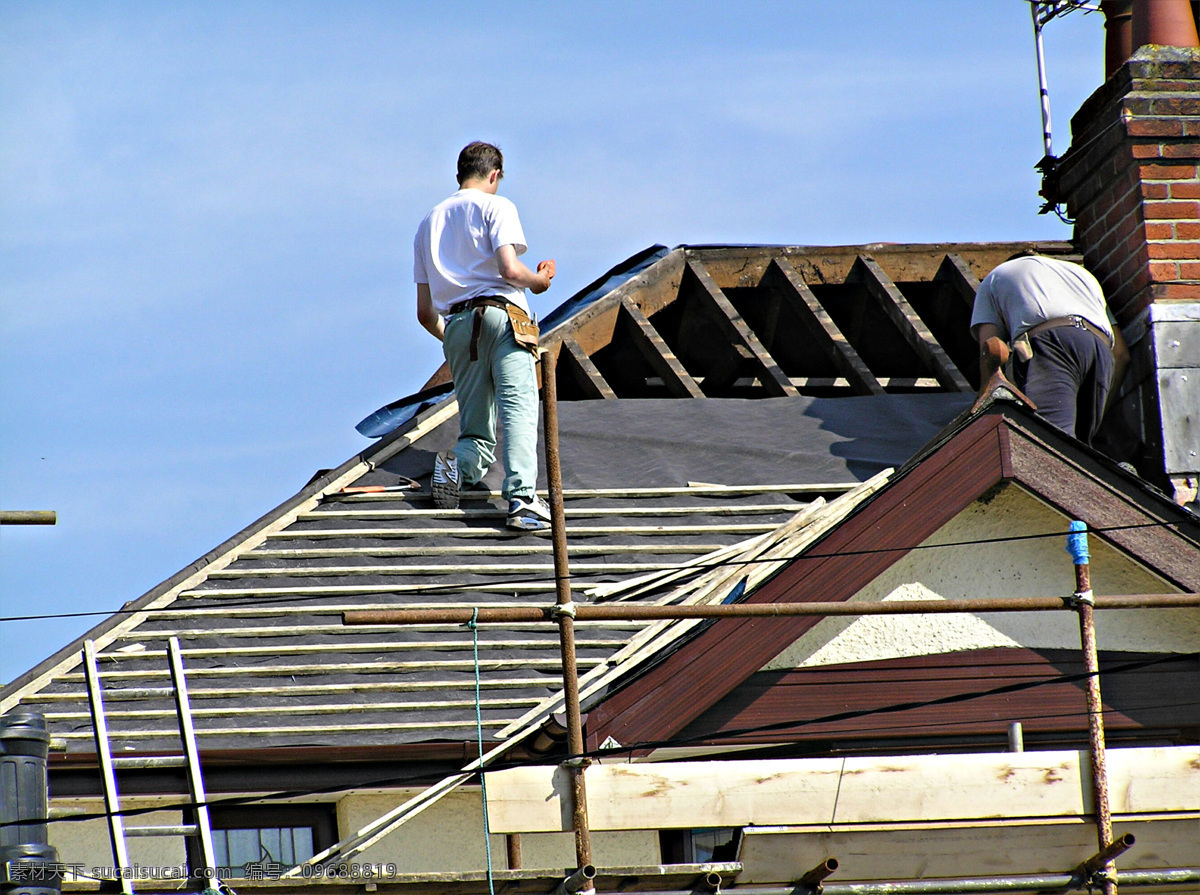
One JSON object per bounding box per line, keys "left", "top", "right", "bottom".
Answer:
{"left": 1012, "top": 314, "right": 1112, "bottom": 362}
{"left": 448, "top": 297, "right": 540, "bottom": 360}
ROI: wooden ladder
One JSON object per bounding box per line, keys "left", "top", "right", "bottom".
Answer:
{"left": 82, "top": 637, "right": 219, "bottom": 894}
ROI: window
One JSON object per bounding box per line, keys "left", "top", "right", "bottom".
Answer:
{"left": 214, "top": 825, "right": 315, "bottom": 868}
{"left": 189, "top": 805, "right": 336, "bottom": 877}
{"left": 660, "top": 828, "right": 741, "bottom": 864}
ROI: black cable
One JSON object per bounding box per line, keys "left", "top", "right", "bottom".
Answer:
{"left": 13, "top": 650, "right": 1195, "bottom": 828}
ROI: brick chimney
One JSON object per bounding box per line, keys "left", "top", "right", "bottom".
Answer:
{"left": 1051, "top": 34, "right": 1200, "bottom": 505}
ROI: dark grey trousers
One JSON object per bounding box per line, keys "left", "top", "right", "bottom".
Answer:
{"left": 1015, "top": 326, "right": 1114, "bottom": 445}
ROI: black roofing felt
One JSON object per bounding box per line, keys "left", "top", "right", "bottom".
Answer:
{"left": 377, "top": 393, "right": 974, "bottom": 492}
{"left": 10, "top": 394, "right": 968, "bottom": 755}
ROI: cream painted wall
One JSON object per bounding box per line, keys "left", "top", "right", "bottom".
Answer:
{"left": 338, "top": 790, "right": 659, "bottom": 871}
{"left": 48, "top": 803, "right": 186, "bottom": 881}
{"left": 765, "top": 483, "right": 1196, "bottom": 670}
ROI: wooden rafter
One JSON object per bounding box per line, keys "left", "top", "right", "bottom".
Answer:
{"left": 761, "top": 258, "right": 885, "bottom": 396}
{"left": 560, "top": 339, "right": 617, "bottom": 400}
{"left": 618, "top": 298, "right": 705, "bottom": 398}
{"left": 850, "top": 256, "right": 972, "bottom": 391}
{"left": 935, "top": 253, "right": 982, "bottom": 312}
{"left": 683, "top": 261, "right": 799, "bottom": 397}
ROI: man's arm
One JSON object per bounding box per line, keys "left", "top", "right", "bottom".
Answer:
{"left": 497, "top": 244, "right": 555, "bottom": 294}
{"left": 417, "top": 283, "right": 444, "bottom": 341}
{"left": 975, "top": 322, "right": 1005, "bottom": 385}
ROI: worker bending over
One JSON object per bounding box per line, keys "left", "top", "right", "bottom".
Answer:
{"left": 414, "top": 141, "right": 555, "bottom": 531}
{"left": 970, "top": 252, "right": 1128, "bottom": 445}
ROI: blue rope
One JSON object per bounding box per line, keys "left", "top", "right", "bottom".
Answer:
{"left": 1065, "top": 520, "right": 1090, "bottom": 566}
{"left": 469, "top": 608, "right": 496, "bottom": 894}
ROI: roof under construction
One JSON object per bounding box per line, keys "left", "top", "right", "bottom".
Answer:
{"left": 6, "top": 240, "right": 1200, "bottom": 895}
{"left": 3, "top": 239, "right": 1193, "bottom": 766}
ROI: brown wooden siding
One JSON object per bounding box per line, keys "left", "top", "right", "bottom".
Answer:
{"left": 671, "top": 647, "right": 1200, "bottom": 752}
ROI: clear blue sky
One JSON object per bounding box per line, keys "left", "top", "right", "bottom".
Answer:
{"left": 1, "top": 1, "right": 1105, "bottom": 683}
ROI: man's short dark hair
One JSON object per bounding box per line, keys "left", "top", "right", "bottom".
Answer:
{"left": 457, "top": 141, "right": 504, "bottom": 185}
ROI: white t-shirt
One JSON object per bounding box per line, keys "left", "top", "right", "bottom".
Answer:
{"left": 970, "top": 255, "right": 1113, "bottom": 343}
{"left": 413, "top": 188, "right": 531, "bottom": 316}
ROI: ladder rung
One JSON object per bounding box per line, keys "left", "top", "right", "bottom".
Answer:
{"left": 104, "top": 687, "right": 176, "bottom": 699}
{"left": 111, "top": 755, "right": 189, "bottom": 770}
{"left": 125, "top": 824, "right": 199, "bottom": 837}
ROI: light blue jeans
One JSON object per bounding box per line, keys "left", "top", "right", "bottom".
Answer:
{"left": 443, "top": 305, "right": 539, "bottom": 500}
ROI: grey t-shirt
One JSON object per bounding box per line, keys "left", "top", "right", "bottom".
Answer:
{"left": 970, "top": 256, "right": 1113, "bottom": 342}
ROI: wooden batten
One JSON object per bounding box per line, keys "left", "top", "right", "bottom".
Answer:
{"left": 262, "top": 522, "right": 780, "bottom": 540}
{"left": 299, "top": 503, "right": 800, "bottom": 520}
{"left": 687, "top": 242, "right": 1072, "bottom": 290}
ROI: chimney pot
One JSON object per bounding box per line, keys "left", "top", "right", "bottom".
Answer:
{"left": 1102, "top": 1, "right": 1135, "bottom": 79}
{"left": 1131, "top": 0, "right": 1200, "bottom": 53}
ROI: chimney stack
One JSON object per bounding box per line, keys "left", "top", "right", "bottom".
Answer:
{"left": 1050, "top": 4, "right": 1199, "bottom": 505}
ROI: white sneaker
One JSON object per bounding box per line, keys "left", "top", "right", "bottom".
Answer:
{"left": 506, "top": 494, "right": 552, "bottom": 531}
{"left": 431, "top": 450, "right": 461, "bottom": 509}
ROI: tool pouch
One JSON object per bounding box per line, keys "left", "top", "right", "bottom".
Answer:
{"left": 1013, "top": 332, "right": 1034, "bottom": 363}
{"left": 506, "top": 303, "right": 540, "bottom": 355}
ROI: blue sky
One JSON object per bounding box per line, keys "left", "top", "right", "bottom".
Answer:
{"left": 1, "top": 1, "right": 1105, "bottom": 683}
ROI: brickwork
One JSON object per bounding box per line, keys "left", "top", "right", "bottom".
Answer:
{"left": 1054, "top": 47, "right": 1200, "bottom": 323}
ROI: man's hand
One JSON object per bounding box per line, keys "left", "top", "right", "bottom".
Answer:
{"left": 531, "top": 259, "right": 556, "bottom": 294}
{"left": 498, "top": 244, "right": 556, "bottom": 294}
{"left": 417, "top": 283, "right": 444, "bottom": 341}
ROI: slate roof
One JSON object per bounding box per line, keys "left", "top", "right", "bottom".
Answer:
{"left": 1, "top": 240, "right": 1063, "bottom": 759}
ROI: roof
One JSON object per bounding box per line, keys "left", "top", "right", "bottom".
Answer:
{"left": 2, "top": 238, "right": 1117, "bottom": 764}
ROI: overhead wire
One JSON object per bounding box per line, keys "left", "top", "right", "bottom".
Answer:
{"left": 0, "top": 517, "right": 1195, "bottom": 624}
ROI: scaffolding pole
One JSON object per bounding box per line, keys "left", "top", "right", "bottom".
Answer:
{"left": 343, "top": 592, "right": 1199, "bottom": 626}
{"left": 1067, "top": 522, "right": 1117, "bottom": 895}
{"left": 541, "top": 346, "right": 594, "bottom": 882}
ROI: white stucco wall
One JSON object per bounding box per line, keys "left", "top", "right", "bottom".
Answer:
{"left": 338, "top": 789, "right": 659, "bottom": 871}
{"left": 48, "top": 802, "right": 186, "bottom": 880}
{"left": 765, "top": 483, "right": 1196, "bottom": 670}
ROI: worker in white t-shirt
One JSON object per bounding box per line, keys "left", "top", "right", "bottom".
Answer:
{"left": 970, "top": 252, "right": 1128, "bottom": 445}
{"left": 414, "top": 142, "right": 555, "bottom": 531}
